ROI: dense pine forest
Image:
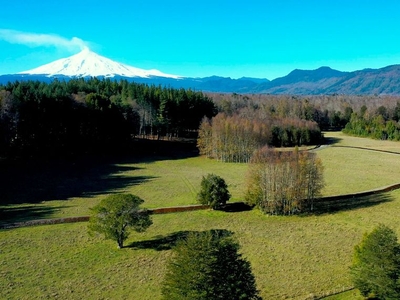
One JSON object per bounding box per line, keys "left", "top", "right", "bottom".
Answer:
{"left": 0, "top": 79, "right": 216, "bottom": 158}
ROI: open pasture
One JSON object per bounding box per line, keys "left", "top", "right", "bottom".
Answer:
{"left": 1, "top": 131, "right": 400, "bottom": 299}
{"left": 2, "top": 188, "right": 400, "bottom": 299}
{"left": 325, "top": 131, "right": 400, "bottom": 153}
{"left": 2, "top": 132, "right": 400, "bottom": 225}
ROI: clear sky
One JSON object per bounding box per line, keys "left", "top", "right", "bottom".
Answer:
{"left": 1, "top": 0, "right": 400, "bottom": 79}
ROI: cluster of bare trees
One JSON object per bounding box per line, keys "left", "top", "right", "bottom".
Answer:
{"left": 245, "top": 147, "right": 324, "bottom": 215}
{"left": 197, "top": 113, "right": 321, "bottom": 163}
{"left": 197, "top": 114, "right": 271, "bottom": 163}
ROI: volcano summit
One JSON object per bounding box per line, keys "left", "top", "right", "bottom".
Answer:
{"left": 19, "top": 47, "right": 181, "bottom": 79}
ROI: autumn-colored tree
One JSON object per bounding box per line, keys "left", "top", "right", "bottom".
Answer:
{"left": 245, "top": 147, "right": 324, "bottom": 215}
{"left": 197, "top": 112, "right": 322, "bottom": 163}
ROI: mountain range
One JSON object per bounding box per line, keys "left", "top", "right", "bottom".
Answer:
{"left": 1, "top": 49, "right": 400, "bottom": 95}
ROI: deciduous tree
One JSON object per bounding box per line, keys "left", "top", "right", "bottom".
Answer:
{"left": 88, "top": 194, "right": 152, "bottom": 248}
{"left": 245, "top": 147, "right": 324, "bottom": 215}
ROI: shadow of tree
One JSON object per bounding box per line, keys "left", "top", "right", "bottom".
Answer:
{"left": 323, "top": 136, "right": 342, "bottom": 145}
{"left": 218, "top": 202, "right": 253, "bottom": 213}
{"left": 0, "top": 157, "right": 157, "bottom": 206}
{"left": 0, "top": 138, "right": 200, "bottom": 225}
{"left": 127, "top": 229, "right": 234, "bottom": 251}
{"left": 130, "top": 138, "right": 199, "bottom": 161}
{"left": 0, "top": 205, "right": 70, "bottom": 226}
{"left": 0, "top": 139, "right": 199, "bottom": 207}
{"left": 0, "top": 156, "right": 159, "bottom": 224}
{"left": 311, "top": 193, "right": 393, "bottom": 215}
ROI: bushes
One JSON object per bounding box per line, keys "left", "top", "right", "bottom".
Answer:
{"left": 197, "top": 174, "right": 231, "bottom": 209}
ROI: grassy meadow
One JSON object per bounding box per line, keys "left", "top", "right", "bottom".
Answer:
{"left": 325, "top": 131, "right": 400, "bottom": 153}
{"left": 2, "top": 132, "right": 400, "bottom": 224}
{"left": 1, "top": 131, "right": 400, "bottom": 299}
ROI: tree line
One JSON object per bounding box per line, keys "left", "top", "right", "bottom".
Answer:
{"left": 197, "top": 110, "right": 322, "bottom": 163}
{"left": 0, "top": 79, "right": 216, "bottom": 157}
{"left": 343, "top": 103, "right": 400, "bottom": 140}
{"left": 209, "top": 92, "right": 400, "bottom": 131}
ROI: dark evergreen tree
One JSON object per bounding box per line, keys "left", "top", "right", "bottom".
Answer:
{"left": 197, "top": 174, "right": 231, "bottom": 209}
{"left": 351, "top": 224, "right": 400, "bottom": 299}
{"left": 162, "top": 231, "right": 261, "bottom": 300}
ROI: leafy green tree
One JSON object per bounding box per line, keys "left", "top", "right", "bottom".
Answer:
{"left": 197, "top": 174, "right": 231, "bottom": 209}
{"left": 162, "top": 231, "right": 261, "bottom": 300}
{"left": 351, "top": 224, "right": 400, "bottom": 299}
{"left": 88, "top": 194, "right": 152, "bottom": 248}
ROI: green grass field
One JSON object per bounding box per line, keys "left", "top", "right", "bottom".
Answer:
{"left": 326, "top": 131, "right": 400, "bottom": 153}
{"left": 1, "top": 131, "right": 400, "bottom": 299}
{"left": 2, "top": 131, "right": 400, "bottom": 224}
{"left": 323, "top": 290, "right": 363, "bottom": 300}
{"left": 3, "top": 190, "right": 400, "bottom": 299}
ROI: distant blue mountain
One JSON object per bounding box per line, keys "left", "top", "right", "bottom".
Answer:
{"left": 2, "top": 49, "right": 400, "bottom": 95}
{"left": 0, "top": 74, "right": 267, "bottom": 93}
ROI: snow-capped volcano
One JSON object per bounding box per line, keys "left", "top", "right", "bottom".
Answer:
{"left": 19, "top": 47, "right": 181, "bottom": 79}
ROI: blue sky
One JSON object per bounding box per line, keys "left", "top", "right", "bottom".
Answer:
{"left": 1, "top": 0, "right": 400, "bottom": 79}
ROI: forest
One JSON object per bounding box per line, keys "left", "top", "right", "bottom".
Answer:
{"left": 0, "top": 78, "right": 216, "bottom": 157}
{"left": 210, "top": 92, "right": 400, "bottom": 138}
{"left": 2, "top": 79, "right": 400, "bottom": 161}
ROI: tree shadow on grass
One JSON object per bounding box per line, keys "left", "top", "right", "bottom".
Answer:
{"left": 0, "top": 139, "right": 199, "bottom": 225}
{"left": 0, "top": 156, "right": 158, "bottom": 224}
{"left": 218, "top": 202, "right": 253, "bottom": 212}
{"left": 311, "top": 193, "right": 393, "bottom": 215}
{"left": 0, "top": 138, "right": 200, "bottom": 207}
{"left": 323, "top": 136, "right": 342, "bottom": 146}
{"left": 130, "top": 138, "right": 199, "bottom": 161}
{"left": 127, "top": 229, "right": 234, "bottom": 251}
{"left": 0, "top": 158, "right": 157, "bottom": 206}
{"left": 0, "top": 205, "right": 70, "bottom": 226}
